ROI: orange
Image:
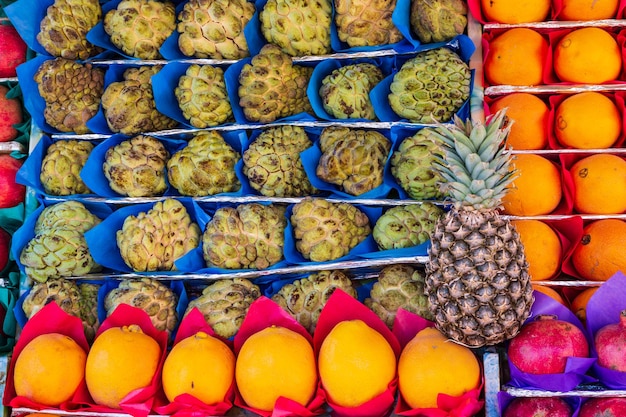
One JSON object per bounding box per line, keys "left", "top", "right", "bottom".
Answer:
{"left": 502, "top": 154, "right": 562, "bottom": 216}
{"left": 235, "top": 326, "right": 317, "bottom": 412}
{"left": 481, "top": 0, "right": 550, "bottom": 23}
{"left": 512, "top": 219, "right": 562, "bottom": 281}
{"left": 85, "top": 325, "right": 161, "bottom": 408}
{"left": 570, "top": 287, "right": 599, "bottom": 323}
{"left": 13, "top": 333, "right": 86, "bottom": 406}
{"left": 570, "top": 154, "right": 626, "bottom": 214}
{"left": 490, "top": 93, "right": 549, "bottom": 150}
{"left": 555, "top": 92, "right": 621, "bottom": 149}
{"left": 532, "top": 285, "right": 566, "bottom": 306}
{"left": 398, "top": 327, "right": 480, "bottom": 409}
{"left": 485, "top": 28, "right": 548, "bottom": 86}
{"left": 560, "top": 0, "right": 618, "bottom": 20}
{"left": 553, "top": 27, "right": 622, "bottom": 84}
{"left": 572, "top": 219, "right": 626, "bottom": 281}
{"left": 318, "top": 319, "right": 396, "bottom": 408}
{"left": 162, "top": 331, "right": 235, "bottom": 405}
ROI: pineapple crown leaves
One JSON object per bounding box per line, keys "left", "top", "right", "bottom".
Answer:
{"left": 430, "top": 109, "right": 517, "bottom": 210}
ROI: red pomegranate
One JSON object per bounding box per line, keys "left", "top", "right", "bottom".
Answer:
{"left": 508, "top": 315, "right": 589, "bottom": 374}
{"left": 503, "top": 397, "right": 572, "bottom": 417}
{"left": 595, "top": 310, "right": 626, "bottom": 372}
{"left": 579, "top": 397, "right": 626, "bottom": 417}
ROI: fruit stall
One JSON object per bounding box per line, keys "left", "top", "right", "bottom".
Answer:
{"left": 1, "top": 0, "right": 626, "bottom": 416}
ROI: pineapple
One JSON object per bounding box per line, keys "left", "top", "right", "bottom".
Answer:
{"left": 425, "top": 110, "right": 534, "bottom": 347}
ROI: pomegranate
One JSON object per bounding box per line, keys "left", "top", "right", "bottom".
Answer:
{"left": 0, "top": 154, "right": 25, "bottom": 208}
{"left": 503, "top": 397, "right": 572, "bottom": 417}
{"left": 595, "top": 310, "right": 626, "bottom": 372}
{"left": 0, "top": 25, "right": 27, "bottom": 78}
{"left": 579, "top": 397, "right": 626, "bottom": 417}
{"left": 508, "top": 315, "right": 589, "bottom": 374}
{"left": 0, "top": 84, "right": 22, "bottom": 142}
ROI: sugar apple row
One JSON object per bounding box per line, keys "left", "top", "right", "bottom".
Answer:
{"left": 19, "top": 0, "right": 468, "bottom": 61}
{"left": 22, "top": 123, "right": 452, "bottom": 201}
{"left": 19, "top": 264, "right": 433, "bottom": 343}
{"left": 14, "top": 199, "right": 443, "bottom": 282}
{"left": 22, "top": 42, "right": 473, "bottom": 136}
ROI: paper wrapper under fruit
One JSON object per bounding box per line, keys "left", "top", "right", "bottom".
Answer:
{"left": 153, "top": 308, "right": 235, "bottom": 417}
{"left": 83, "top": 198, "right": 207, "bottom": 274}
{"left": 506, "top": 291, "right": 596, "bottom": 392}
{"left": 585, "top": 271, "right": 626, "bottom": 389}
{"left": 232, "top": 296, "right": 326, "bottom": 417}
{"left": 3, "top": 302, "right": 89, "bottom": 411}
{"left": 313, "top": 289, "right": 400, "bottom": 417}
{"left": 73, "top": 303, "right": 169, "bottom": 417}
{"left": 390, "top": 309, "right": 484, "bottom": 417}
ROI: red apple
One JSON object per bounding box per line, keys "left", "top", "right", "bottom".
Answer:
{"left": 579, "top": 398, "right": 626, "bottom": 417}
{"left": 503, "top": 397, "right": 572, "bottom": 417}
{"left": 0, "top": 24, "right": 27, "bottom": 78}
{"left": 0, "top": 85, "right": 22, "bottom": 142}
{"left": 0, "top": 154, "right": 25, "bottom": 208}
{"left": 0, "top": 226, "right": 9, "bottom": 272}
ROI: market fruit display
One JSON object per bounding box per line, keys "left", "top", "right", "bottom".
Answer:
{"left": 101, "top": 65, "right": 177, "bottom": 135}
{"left": 318, "top": 319, "right": 396, "bottom": 408}
{"left": 365, "top": 264, "right": 433, "bottom": 326}
{"left": 372, "top": 203, "right": 442, "bottom": 251}
{"left": 503, "top": 397, "right": 573, "bottom": 417}
{"left": 425, "top": 111, "right": 534, "bottom": 347}
{"left": 398, "top": 327, "right": 480, "bottom": 409}
{"left": 410, "top": 0, "right": 467, "bottom": 43}
{"left": 570, "top": 154, "right": 626, "bottom": 214}
{"left": 176, "top": 0, "right": 254, "bottom": 59}
{"left": 291, "top": 197, "right": 371, "bottom": 262}
{"left": 488, "top": 93, "right": 549, "bottom": 150}
{"left": 34, "top": 58, "right": 104, "bottom": 134}
{"left": 594, "top": 310, "right": 626, "bottom": 372}
{"left": 103, "top": 0, "right": 175, "bottom": 59}
{"left": 0, "top": 84, "right": 22, "bottom": 142}
{"left": 271, "top": 270, "right": 358, "bottom": 333}
{"left": 242, "top": 125, "right": 316, "bottom": 197}
{"left": 508, "top": 315, "right": 589, "bottom": 374}
{"left": 235, "top": 325, "right": 317, "bottom": 411}
{"left": 162, "top": 331, "right": 235, "bottom": 404}
{"left": 316, "top": 126, "right": 391, "bottom": 195}
{"left": 85, "top": 325, "right": 160, "bottom": 408}
{"left": 260, "top": 0, "right": 332, "bottom": 57}
{"left": 116, "top": 199, "right": 201, "bottom": 272}
{"left": 334, "top": 0, "right": 402, "bottom": 47}
{"left": 39, "top": 140, "right": 93, "bottom": 196}
{"left": 184, "top": 278, "right": 261, "bottom": 339}
{"left": 175, "top": 64, "right": 233, "bottom": 128}
{"left": 319, "top": 62, "right": 383, "bottom": 119}
{"left": 572, "top": 219, "right": 626, "bottom": 281}
{"left": 238, "top": 44, "right": 313, "bottom": 123}
{"left": 389, "top": 47, "right": 471, "bottom": 123}
{"left": 37, "top": 0, "right": 102, "bottom": 60}
{"left": 390, "top": 127, "right": 446, "bottom": 200}
{"left": 104, "top": 278, "right": 178, "bottom": 333}
{"left": 103, "top": 135, "right": 170, "bottom": 197}
{"left": 167, "top": 131, "right": 240, "bottom": 196}
{"left": 0, "top": 24, "right": 27, "bottom": 78}
{"left": 202, "top": 203, "right": 286, "bottom": 269}
{"left": 13, "top": 333, "right": 86, "bottom": 406}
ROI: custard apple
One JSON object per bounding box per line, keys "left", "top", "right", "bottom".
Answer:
{"left": 410, "top": 0, "right": 467, "bottom": 44}
{"left": 373, "top": 203, "right": 443, "bottom": 250}
{"left": 40, "top": 140, "right": 94, "bottom": 196}
{"left": 334, "top": 0, "right": 403, "bottom": 47}
{"left": 35, "top": 201, "right": 102, "bottom": 235}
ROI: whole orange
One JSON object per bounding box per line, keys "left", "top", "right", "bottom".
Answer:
{"left": 570, "top": 154, "right": 626, "bottom": 214}
{"left": 572, "top": 219, "right": 626, "bottom": 281}
{"left": 490, "top": 93, "right": 549, "bottom": 150}
{"left": 570, "top": 287, "right": 599, "bottom": 324}
{"left": 553, "top": 27, "right": 622, "bottom": 84}
{"left": 532, "top": 285, "right": 567, "bottom": 306}
{"left": 502, "top": 154, "right": 562, "bottom": 216}
{"left": 512, "top": 219, "right": 562, "bottom": 281}
{"left": 398, "top": 327, "right": 480, "bottom": 409}
{"left": 481, "top": 0, "right": 550, "bottom": 23}
{"left": 85, "top": 325, "right": 161, "bottom": 408}
{"left": 485, "top": 28, "right": 548, "bottom": 86}
{"left": 13, "top": 333, "right": 86, "bottom": 406}
{"left": 555, "top": 92, "right": 621, "bottom": 149}
{"left": 560, "top": 0, "right": 618, "bottom": 20}
{"left": 235, "top": 326, "right": 317, "bottom": 412}
{"left": 162, "top": 331, "right": 235, "bottom": 404}
{"left": 318, "top": 319, "right": 396, "bottom": 408}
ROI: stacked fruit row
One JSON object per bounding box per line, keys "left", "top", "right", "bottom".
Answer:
{"left": 469, "top": 0, "right": 625, "bottom": 22}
